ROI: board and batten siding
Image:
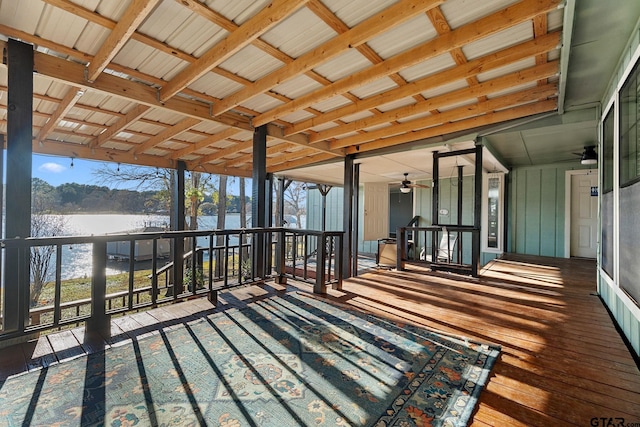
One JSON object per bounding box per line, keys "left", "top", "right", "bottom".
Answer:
{"left": 509, "top": 164, "right": 572, "bottom": 257}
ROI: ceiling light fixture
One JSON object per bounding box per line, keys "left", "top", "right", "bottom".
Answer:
{"left": 581, "top": 146, "right": 597, "bottom": 165}
{"left": 400, "top": 185, "right": 412, "bottom": 194}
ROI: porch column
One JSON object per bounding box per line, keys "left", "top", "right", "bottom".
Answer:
{"left": 472, "top": 142, "right": 483, "bottom": 276}
{"left": 351, "top": 163, "right": 360, "bottom": 276}
{"left": 342, "top": 155, "right": 355, "bottom": 279}
{"left": 252, "top": 125, "right": 267, "bottom": 278}
{"left": 5, "top": 39, "right": 34, "bottom": 332}
{"left": 171, "top": 161, "right": 186, "bottom": 295}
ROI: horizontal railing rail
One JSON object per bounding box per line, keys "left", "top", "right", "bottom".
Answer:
{"left": 0, "top": 227, "right": 343, "bottom": 343}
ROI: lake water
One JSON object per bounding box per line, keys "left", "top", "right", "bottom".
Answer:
{"left": 34, "top": 213, "right": 306, "bottom": 280}
{"left": 54, "top": 213, "right": 251, "bottom": 280}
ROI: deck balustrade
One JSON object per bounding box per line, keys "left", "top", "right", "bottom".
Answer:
{"left": 0, "top": 227, "right": 343, "bottom": 343}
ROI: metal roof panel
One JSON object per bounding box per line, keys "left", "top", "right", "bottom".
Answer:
{"left": 261, "top": 7, "right": 337, "bottom": 58}
{"left": 367, "top": 14, "right": 436, "bottom": 60}
{"left": 219, "top": 44, "right": 285, "bottom": 81}
{"left": 321, "top": 0, "right": 397, "bottom": 28}
{"left": 398, "top": 53, "right": 457, "bottom": 82}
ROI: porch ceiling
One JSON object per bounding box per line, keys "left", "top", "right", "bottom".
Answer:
{"left": 0, "top": 0, "right": 638, "bottom": 184}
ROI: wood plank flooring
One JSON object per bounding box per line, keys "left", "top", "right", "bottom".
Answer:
{"left": 1, "top": 254, "right": 638, "bottom": 426}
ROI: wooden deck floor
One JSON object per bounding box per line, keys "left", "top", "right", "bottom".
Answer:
{"left": 1, "top": 254, "right": 639, "bottom": 426}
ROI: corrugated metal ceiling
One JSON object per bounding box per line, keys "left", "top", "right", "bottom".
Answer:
{"left": 0, "top": 0, "right": 594, "bottom": 184}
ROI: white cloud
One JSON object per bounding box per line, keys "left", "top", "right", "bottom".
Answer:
{"left": 39, "top": 162, "right": 66, "bottom": 173}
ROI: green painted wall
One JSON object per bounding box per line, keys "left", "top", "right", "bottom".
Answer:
{"left": 508, "top": 164, "right": 574, "bottom": 257}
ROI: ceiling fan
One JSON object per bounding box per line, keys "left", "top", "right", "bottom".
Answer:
{"left": 399, "top": 173, "right": 430, "bottom": 193}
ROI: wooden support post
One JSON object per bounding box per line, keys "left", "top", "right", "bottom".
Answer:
{"left": 315, "top": 233, "right": 327, "bottom": 294}
{"left": 351, "top": 163, "right": 360, "bottom": 276}
{"left": 472, "top": 143, "right": 483, "bottom": 277}
{"left": 172, "top": 161, "right": 186, "bottom": 296}
{"left": 252, "top": 125, "right": 267, "bottom": 278}
{"left": 342, "top": 155, "right": 354, "bottom": 279}
{"left": 5, "top": 39, "right": 34, "bottom": 332}
{"left": 274, "top": 229, "right": 287, "bottom": 284}
{"left": 86, "top": 241, "right": 110, "bottom": 337}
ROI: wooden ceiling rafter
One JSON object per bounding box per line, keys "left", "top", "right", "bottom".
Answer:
{"left": 533, "top": 14, "right": 550, "bottom": 86}
{"left": 158, "top": 0, "right": 311, "bottom": 102}
{"left": 131, "top": 116, "right": 201, "bottom": 156}
{"left": 195, "top": 140, "right": 255, "bottom": 165}
{"left": 315, "top": 60, "right": 559, "bottom": 143}
{"left": 0, "top": 38, "right": 344, "bottom": 163}
{"left": 252, "top": 0, "right": 561, "bottom": 127}
{"left": 212, "top": 0, "right": 446, "bottom": 116}
{"left": 305, "top": 0, "right": 427, "bottom": 135}
{"left": 333, "top": 83, "right": 558, "bottom": 149}
{"left": 174, "top": 0, "right": 330, "bottom": 107}
{"left": 426, "top": 7, "right": 487, "bottom": 105}
{"left": 85, "top": 0, "right": 162, "bottom": 82}
{"left": 35, "top": 85, "right": 84, "bottom": 143}
{"left": 268, "top": 151, "right": 337, "bottom": 173}
{"left": 2, "top": 5, "right": 342, "bottom": 159}
{"left": 90, "top": 104, "right": 152, "bottom": 149}
{"left": 170, "top": 127, "right": 243, "bottom": 160}
{"left": 284, "top": 31, "right": 561, "bottom": 136}
{"left": 0, "top": 0, "right": 566, "bottom": 176}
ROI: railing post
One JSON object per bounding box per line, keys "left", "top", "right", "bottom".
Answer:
{"left": 86, "top": 241, "right": 110, "bottom": 337}
{"left": 315, "top": 233, "right": 327, "bottom": 294}
{"left": 275, "top": 229, "right": 287, "bottom": 284}
{"left": 396, "top": 227, "right": 406, "bottom": 271}
{"left": 333, "top": 234, "right": 343, "bottom": 290}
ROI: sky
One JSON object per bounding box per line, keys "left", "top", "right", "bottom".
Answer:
{"left": 30, "top": 154, "right": 247, "bottom": 194}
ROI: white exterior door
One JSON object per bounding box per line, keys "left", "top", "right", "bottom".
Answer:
{"left": 363, "top": 182, "right": 389, "bottom": 241}
{"left": 570, "top": 173, "right": 598, "bottom": 258}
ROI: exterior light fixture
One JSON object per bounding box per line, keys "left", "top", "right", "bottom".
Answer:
{"left": 581, "top": 146, "right": 597, "bottom": 165}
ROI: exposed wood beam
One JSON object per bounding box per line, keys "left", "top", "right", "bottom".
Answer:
{"left": 184, "top": 159, "right": 251, "bottom": 178}
{"left": 196, "top": 140, "right": 255, "bottom": 165}
{"left": 86, "top": 0, "right": 162, "bottom": 82}
{"left": 90, "top": 104, "right": 151, "bottom": 148}
{"left": 315, "top": 61, "right": 559, "bottom": 142}
{"left": 159, "top": 0, "right": 310, "bottom": 101}
{"left": 533, "top": 14, "right": 549, "bottom": 85}
{"left": 285, "top": 31, "right": 561, "bottom": 135}
{"left": 253, "top": 0, "right": 561, "bottom": 127}
{"left": 346, "top": 99, "right": 558, "bottom": 155}
{"left": 213, "top": 0, "right": 445, "bottom": 115}
{"left": 225, "top": 144, "right": 294, "bottom": 168}
{"left": 333, "top": 83, "right": 557, "bottom": 149}
{"left": 268, "top": 152, "right": 337, "bottom": 173}
{"left": 170, "top": 127, "right": 241, "bottom": 160}
{"left": 427, "top": 7, "right": 487, "bottom": 103}
{"left": 0, "top": 22, "right": 344, "bottom": 157}
{"left": 36, "top": 86, "right": 85, "bottom": 143}
{"left": 131, "top": 117, "right": 201, "bottom": 155}
{"left": 3, "top": 41, "right": 340, "bottom": 157}
{"left": 264, "top": 123, "right": 341, "bottom": 156}
{"left": 268, "top": 147, "right": 319, "bottom": 165}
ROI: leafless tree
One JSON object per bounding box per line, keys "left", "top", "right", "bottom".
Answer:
{"left": 30, "top": 180, "right": 67, "bottom": 307}
{"left": 284, "top": 181, "right": 307, "bottom": 228}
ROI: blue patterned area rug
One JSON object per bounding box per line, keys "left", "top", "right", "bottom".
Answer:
{"left": 0, "top": 292, "right": 500, "bottom": 426}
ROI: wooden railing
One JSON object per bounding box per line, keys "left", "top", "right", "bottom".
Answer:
{"left": 396, "top": 225, "right": 480, "bottom": 277}
{"left": 0, "top": 227, "right": 343, "bottom": 343}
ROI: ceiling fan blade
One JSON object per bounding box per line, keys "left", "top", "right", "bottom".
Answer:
{"left": 408, "top": 183, "right": 430, "bottom": 188}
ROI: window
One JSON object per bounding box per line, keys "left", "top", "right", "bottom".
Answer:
{"left": 482, "top": 173, "right": 504, "bottom": 253}
{"left": 619, "top": 60, "right": 640, "bottom": 186}
{"left": 601, "top": 106, "right": 614, "bottom": 278}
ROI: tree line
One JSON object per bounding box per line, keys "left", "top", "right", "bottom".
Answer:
{"left": 31, "top": 178, "right": 249, "bottom": 215}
